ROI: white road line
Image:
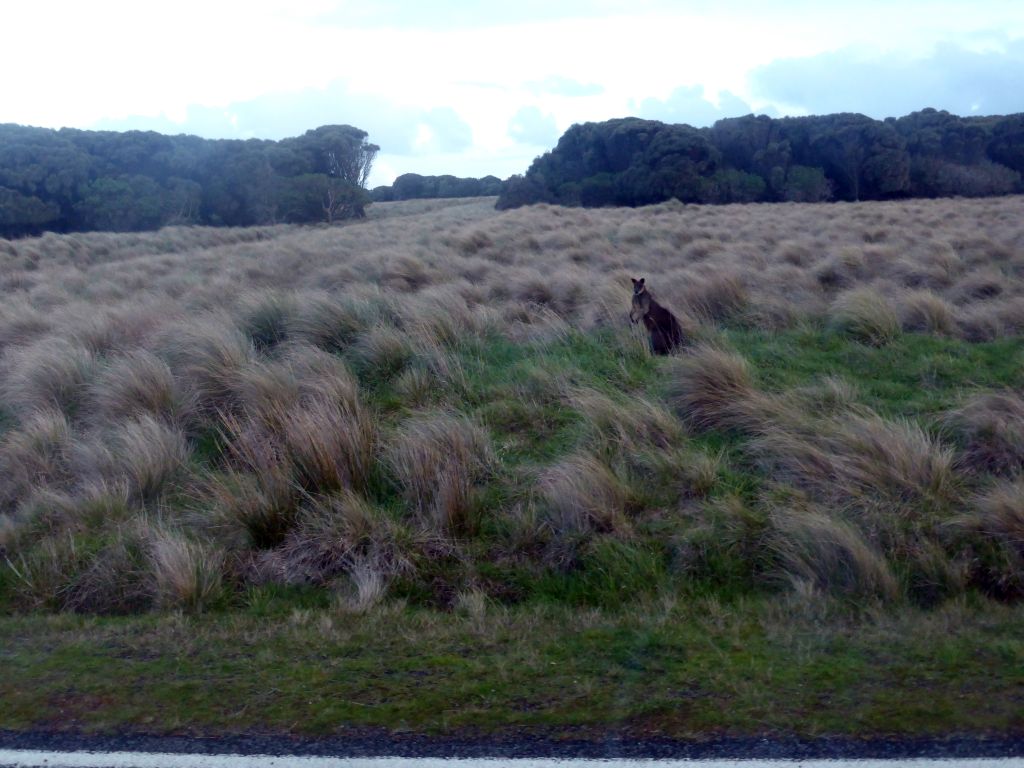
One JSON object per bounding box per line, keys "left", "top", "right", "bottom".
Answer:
{"left": 0, "top": 753, "right": 1022, "bottom": 768}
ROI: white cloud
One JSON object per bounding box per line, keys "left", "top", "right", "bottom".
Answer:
{"left": 508, "top": 107, "right": 560, "bottom": 146}
{"left": 4, "top": 1, "right": 1024, "bottom": 184}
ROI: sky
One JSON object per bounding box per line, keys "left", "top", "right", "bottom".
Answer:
{"left": 2, "top": 1, "right": 1023, "bottom": 188}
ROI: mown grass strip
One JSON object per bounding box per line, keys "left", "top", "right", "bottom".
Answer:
{"left": 1, "top": 598, "right": 1022, "bottom": 737}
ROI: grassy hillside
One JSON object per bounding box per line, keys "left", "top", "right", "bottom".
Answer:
{"left": 0, "top": 195, "right": 1022, "bottom": 736}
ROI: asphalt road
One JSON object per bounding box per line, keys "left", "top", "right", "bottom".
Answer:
{"left": 1, "top": 731, "right": 1023, "bottom": 763}
{"left": 2, "top": 751, "right": 1024, "bottom": 767}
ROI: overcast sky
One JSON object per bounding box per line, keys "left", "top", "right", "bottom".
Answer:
{"left": 3, "top": 0, "right": 1023, "bottom": 187}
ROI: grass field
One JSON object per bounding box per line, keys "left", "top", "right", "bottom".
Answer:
{"left": 1, "top": 195, "right": 1022, "bottom": 737}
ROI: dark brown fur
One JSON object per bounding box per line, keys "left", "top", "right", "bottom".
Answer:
{"left": 630, "top": 277, "right": 684, "bottom": 355}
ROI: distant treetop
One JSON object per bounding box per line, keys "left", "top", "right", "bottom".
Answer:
{"left": 0, "top": 123, "right": 379, "bottom": 237}
{"left": 495, "top": 109, "right": 1024, "bottom": 210}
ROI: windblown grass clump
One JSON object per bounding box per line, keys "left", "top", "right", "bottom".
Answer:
{"left": 943, "top": 390, "right": 1024, "bottom": 477}
{"left": 770, "top": 506, "right": 900, "bottom": 601}
{"left": 538, "top": 452, "right": 629, "bottom": 539}
{"left": 954, "top": 479, "right": 1024, "bottom": 598}
{"left": 664, "top": 345, "right": 763, "bottom": 434}
{"left": 386, "top": 412, "right": 494, "bottom": 535}
{"left": 829, "top": 287, "right": 902, "bottom": 346}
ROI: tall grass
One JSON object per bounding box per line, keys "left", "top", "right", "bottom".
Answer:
{"left": 1, "top": 194, "right": 1023, "bottom": 614}
{"left": 385, "top": 413, "right": 493, "bottom": 535}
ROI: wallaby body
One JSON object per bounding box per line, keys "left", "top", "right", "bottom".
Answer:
{"left": 630, "top": 277, "right": 684, "bottom": 355}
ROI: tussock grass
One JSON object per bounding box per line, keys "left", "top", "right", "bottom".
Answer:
{"left": 954, "top": 478, "right": 1024, "bottom": 598}
{"left": 78, "top": 415, "right": 189, "bottom": 502}
{"left": 158, "top": 317, "right": 254, "bottom": 415}
{"left": 385, "top": 412, "right": 494, "bottom": 535}
{"left": 235, "top": 290, "right": 297, "bottom": 351}
{"left": 269, "top": 491, "right": 412, "bottom": 592}
{"left": 770, "top": 506, "right": 900, "bottom": 601}
{"left": 0, "top": 410, "right": 74, "bottom": 522}
{"left": 1, "top": 194, "right": 1023, "bottom": 617}
{"left": 943, "top": 390, "right": 1024, "bottom": 477}
{"left": 1, "top": 337, "right": 96, "bottom": 417}
{"left": 206, "top": 467, "right": 297, "bottom": 551}
{"left": 281, "top": 397, "right": 376, "bottom": 495}
{"left": 900, "top": 290, "right": 958, "bottom": 335}
{"left": 664, "top": 345, "right": 763, "bottom": 434}
{"left": 149, "top": 527, "right": 224, "bottom": 612}
{"left": 284, "top": 343, "right": 360, "bottom": 410}
{"left": 684, "top": 271, "right": 750, "bottom": 322}
{"left": 89, "top": 351, "right": 185, "bottom": 424}
{"left": 350, "top": 325, "right": 414, "bottom": 379}
{"left": 289, "top": 292, "right": 379, "bottom": 352}
{"left": 829, "top": 287, "right": 902, "bottom": 346}
{"left": 60, "top": 523, "right": 152, "bottom": 614}
{"left": 569, "top": 386, "right": 682, "bottom": 453}
{"left": 754, "top": 413, "right": 957, "bottom": 512}
{"left": 538, "top": 453, "right": 628, "bottom": 538}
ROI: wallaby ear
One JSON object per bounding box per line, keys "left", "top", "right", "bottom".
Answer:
{"left": 638, "top": 277, "right": 646, "bottom": 287}
{"left": 631, "top": 277, "right": 638, "bottom": 286}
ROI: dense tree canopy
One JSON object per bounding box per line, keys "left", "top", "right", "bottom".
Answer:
{"left": 370, "top": 173, "right": 505, "bottom": 202}
{"left": 0, "top": 124, "right": 378, "bottom": 237}
{"left": 4, "top": 109, "right": 1023, "bottom": 237}
{"left": 497, "top": 109, "right": 1024, "bottom": 209}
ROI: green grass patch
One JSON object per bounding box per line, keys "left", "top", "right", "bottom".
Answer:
{"left": 728, "top": 328, "right": 1022, "bottom": 419}
{"left": 0, "top": 598, "right": 1021, "bottom": 737}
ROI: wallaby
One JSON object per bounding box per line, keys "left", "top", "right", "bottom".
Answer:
{"left": 630, "top": 277, "right": 684, "bottom": 355}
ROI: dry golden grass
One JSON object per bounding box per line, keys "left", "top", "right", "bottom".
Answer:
{"left": 664, "top": 344, "right": 764, "bottom": 434}
{"left": 770, "top": 505, "right": 900, "bottom": 601}
{"left": 828, "top": 287, "right": 902, "bottom": 346}
{"left": 943, "top": 390, "right": 1024, "bottom": 477}
{"left": 5, "top": 196, "right": 1020, "bottom": 349}
{"left": 1, "top": 194, "right": 1022, "bottom": 611}
{"left": 385, "top": 412, "right": 494, "bottom": 535}
{"left": 538, "top": 452, "right": 629, "bottom": 538}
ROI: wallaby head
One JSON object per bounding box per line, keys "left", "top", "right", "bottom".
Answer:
{"left": 630, "top": 277, "right": 650, "bottom": 323}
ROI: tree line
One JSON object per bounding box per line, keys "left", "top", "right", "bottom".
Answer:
{"left": 0, "top": 124, "right": 378, "bottom": 238}
{"left": 370, "top": 173, "right": 506, "bottom": 202}
{"left": 496, "top": 109, "right": 1024, "bottom": 209}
